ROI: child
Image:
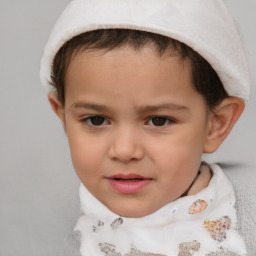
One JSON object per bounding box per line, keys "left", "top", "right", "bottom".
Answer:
{"left": 40, "top": 0, "right": 250, "bottom": 255}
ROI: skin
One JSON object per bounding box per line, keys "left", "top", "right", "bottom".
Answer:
{"left": 49, "top": 46, "right": 244, "bottom": 218}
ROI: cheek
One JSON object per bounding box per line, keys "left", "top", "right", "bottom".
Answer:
{"left": 66, "top": 129, "right": 107, "bottom": 176}
{"left": 156, "top": 127, "right": 205, "bottom": 156}
{"left": 149, "top": 126, "right": 205, "bottom": 173}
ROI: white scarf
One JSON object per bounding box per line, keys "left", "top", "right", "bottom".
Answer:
{"left": 74, "top": 164, "right": 247, "bottom": 256}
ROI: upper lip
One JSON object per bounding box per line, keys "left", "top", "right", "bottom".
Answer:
{"left": 107, "top": 174, "right": 152, "bottom": 180}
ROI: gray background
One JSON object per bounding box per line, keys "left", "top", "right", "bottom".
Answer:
{"left": 0, "top": 0, "right": 255, "bottom": 255}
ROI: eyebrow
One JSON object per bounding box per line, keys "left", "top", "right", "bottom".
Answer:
{"left": 70, "top": 102, "right": 111, "bottom": 112}
{"left": 70, "top": 102, "right": 189, "bottom": 113}
{"left": 137, "top": 103, "right": 189, "bottom": 114}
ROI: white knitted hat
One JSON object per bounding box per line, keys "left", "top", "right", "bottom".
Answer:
{"left": 40, "top": 0, "right": 250, "bottom": 101}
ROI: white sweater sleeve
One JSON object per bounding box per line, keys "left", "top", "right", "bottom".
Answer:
{"left": 222, "top": 164, "right": 256, "bottom": 256}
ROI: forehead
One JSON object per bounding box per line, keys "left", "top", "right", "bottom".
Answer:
{"left": 64, "top": 46, "right": 203, "bottom": 110}
{"left": 66, "top": 45, "right": 191, "bottom": 86}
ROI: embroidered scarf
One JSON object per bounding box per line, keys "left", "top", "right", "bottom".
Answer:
{"left": 74, "top": 164, "right": 247, "bottom": 256}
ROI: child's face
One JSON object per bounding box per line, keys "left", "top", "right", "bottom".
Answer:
{"left": 61, "top": 46, "right": 212, "bottom": 218}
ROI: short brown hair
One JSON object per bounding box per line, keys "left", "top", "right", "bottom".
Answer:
{"left": 51, "top": 29, "right": 228, "bottom": 109}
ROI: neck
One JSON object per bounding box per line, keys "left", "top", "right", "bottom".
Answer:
{"left": 184, "top": 162, "right": 212, "bottom": 196}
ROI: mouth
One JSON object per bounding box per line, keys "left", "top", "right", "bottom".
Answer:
{"left": 106, "top": 174, "right": 153, "bottom": 194}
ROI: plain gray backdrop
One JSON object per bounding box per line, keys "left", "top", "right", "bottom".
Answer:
{"left": 0, "top": 0, "right": 255, "bottom": 255}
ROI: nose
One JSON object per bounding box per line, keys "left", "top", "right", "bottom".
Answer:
{"left": 108, "top": 127, "right": 144, "bottom": 162}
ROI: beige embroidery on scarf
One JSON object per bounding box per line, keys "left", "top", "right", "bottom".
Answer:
{"left": 98, "top": 243, "right": 166, "bottom": 256}
{"left": 178, "top": 240, "right": 201, "bottom": 256}
{"left": 99, "top": 241, "right": 204, "bottom": 256}
{"left": 206, "top": 246, "right": 243, "bottom": 256}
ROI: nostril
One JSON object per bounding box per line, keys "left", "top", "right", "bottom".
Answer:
{"left": 109, "top": 149, "right": 143, "bottom": 162}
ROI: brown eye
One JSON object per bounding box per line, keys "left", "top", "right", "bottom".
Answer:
{"left": 150, "top": 117, "right": 169, "bottom": 126}
{"left": 85, "top": 116, "right": 108, "bottom": 126}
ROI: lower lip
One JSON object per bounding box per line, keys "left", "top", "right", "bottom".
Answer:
{"left": 107, "top": 179, "right": 152, "bottom": 194}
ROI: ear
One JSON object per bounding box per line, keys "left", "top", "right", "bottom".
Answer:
{"left": 48, "top": 92, "right": 66, "bottom": 128}
{"left": 204, "top": 97, "right": 245, "bottom": 153}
